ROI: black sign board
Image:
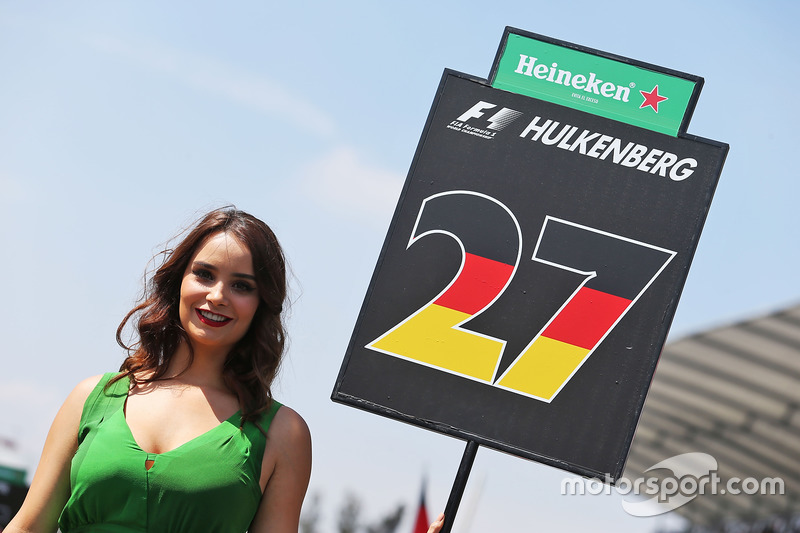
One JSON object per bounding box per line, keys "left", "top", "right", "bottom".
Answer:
{"left": 332, "top": 69, "right": 727, "bottom": 480}
{"left": 0, "top": 482, "right": 28, "bottom": 527}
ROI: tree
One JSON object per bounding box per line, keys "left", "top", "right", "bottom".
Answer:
{"left": 364, "top": 503, "right": 405, "bottom": 533}
{"left": 304, "top": 490, "right": 408, "bottom": 533}
{"left": 337, "top": 492, "right": 361, "bottom": 533}
{"left": 300, "top": 492, "right": 322, "bottom": 533}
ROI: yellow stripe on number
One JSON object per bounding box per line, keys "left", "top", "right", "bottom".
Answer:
{"left": 497, "top": 336, "right": 590, "bottom": 401}
{"left": 369, "top": 304, "right": 502, "bottom": 382}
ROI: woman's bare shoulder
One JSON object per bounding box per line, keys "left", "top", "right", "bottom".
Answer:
{"left": 65, "top": 374, "right": 107, "bottom": 409}
{"left": 270, "top": 405, "right": 311, "bottom": 447}
{"left": 3, "top": 373, "right": 109, "bottom": 531}
{"left": 252, "top": 405, "right": 312, "bottom": 531}
{"left": 74, "top": 373, "right": 106, "bottom": 395}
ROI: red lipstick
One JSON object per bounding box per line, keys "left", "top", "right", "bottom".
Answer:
{"left": 196, "top": 309, "right": 232, "bottom": 327}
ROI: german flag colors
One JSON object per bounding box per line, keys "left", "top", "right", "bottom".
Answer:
{"left": 370, "top": 252, "right": 516, "bottom": 381}
{"left": 369, "top": 191, "right": 521, "bottom": 382}
{"left": 497, "top": 217, "right": 674, "bottom": 400}
{"left": 369, "top": 198, "right": 675, "bottom": 402}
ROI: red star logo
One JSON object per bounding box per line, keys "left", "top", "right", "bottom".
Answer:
{"left": 639, "top": 85, "right": 668, "bottom": 113}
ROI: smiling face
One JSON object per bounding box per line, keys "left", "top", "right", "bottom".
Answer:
{"left": 178, "top": 231, "right": 260, "bottom": 358}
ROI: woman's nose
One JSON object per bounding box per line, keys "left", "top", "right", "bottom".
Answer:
{"left": 207, "top": 282, "right": 227, "bottom": 303}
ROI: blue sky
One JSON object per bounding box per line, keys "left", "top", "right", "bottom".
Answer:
{"left": 1, "top": 1, "right": 798, "bottom": 531}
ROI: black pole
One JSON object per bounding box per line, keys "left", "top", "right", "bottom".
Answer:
{"left": 441, "top": 440, "right": 479, "bottom": 533}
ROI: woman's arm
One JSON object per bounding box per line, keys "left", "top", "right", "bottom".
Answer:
{"left": 5, "top": 375, "right": 102, "bottom": 533}
{"left": 249, "top": 406, "right": 312, "bottom": 533}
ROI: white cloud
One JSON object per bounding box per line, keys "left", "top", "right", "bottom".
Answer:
{"left": 84, "top": 34, "right": 336, "bottom": 138}
{"left": 298, "top": 146, "right": 404, "bottom": 221}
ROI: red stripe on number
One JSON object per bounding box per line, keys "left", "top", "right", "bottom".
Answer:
{"left": 542, "top": 287, "right": 632, "bottom": 350}
{"left": 434, "top": 253, "right": 515, "bottom": 315}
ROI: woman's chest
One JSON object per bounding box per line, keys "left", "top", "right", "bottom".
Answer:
{"left": 63, "top": 407, "right": 263, "bottom": 530}
{"left": 124, "top": 384, "right": 241, "bottom": 454}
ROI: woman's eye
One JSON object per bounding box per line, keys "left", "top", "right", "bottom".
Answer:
{"left": 233, "top": 281, "right": 255, "bottom": 292}
{"left": 193, "top": 269, "right": 213, "bottom": 281}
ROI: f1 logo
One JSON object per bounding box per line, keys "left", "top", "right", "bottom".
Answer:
{"left": 456, "top": 101, "right": 523, "bottom": 131}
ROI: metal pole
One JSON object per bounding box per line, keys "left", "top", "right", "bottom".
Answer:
{"left": 441, "top": 440, "right": 479, "bottom": 533}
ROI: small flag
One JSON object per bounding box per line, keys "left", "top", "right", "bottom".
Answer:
{"left": 412, "top": 479, "right": 430, "bottom": 533}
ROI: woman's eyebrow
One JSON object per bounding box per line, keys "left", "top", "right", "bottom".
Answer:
{"left": 193, "top": 261, "right": 217, "bottom": 271}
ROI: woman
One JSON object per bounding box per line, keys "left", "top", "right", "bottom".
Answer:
{"left": 8, "top": 208, "right": 311, "bottom": 532}
{"left": 8, "top": 207, "right": 445, "bottom": 533}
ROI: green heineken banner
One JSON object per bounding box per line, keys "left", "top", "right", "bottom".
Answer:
{"left": 490, "top": 29, "right": 702, "bottom": 136}
{"left": 333, "top": 27, "right": 727, "bottom": 506}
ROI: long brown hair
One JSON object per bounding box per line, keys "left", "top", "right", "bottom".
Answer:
{"left": 113, "top": 207, "right": 288, "bottom": 424}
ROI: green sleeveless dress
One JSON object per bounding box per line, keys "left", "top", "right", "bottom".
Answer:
{"left": 58, "top": 372, "right": 282, "bottom": 532}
